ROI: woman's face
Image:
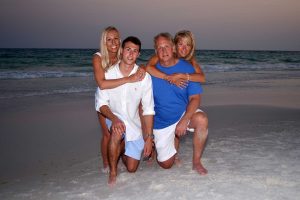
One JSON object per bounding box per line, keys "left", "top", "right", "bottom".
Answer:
{"left": 176, "top": 37, "right": 192, "bottom": 59}
{"left": 105, "top": 30, "right": 120, "bottom": 53}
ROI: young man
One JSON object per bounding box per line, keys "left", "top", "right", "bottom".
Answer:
{"left": 97, "top": 36, "right": 155, "bottom": 186}
{"left": 151, "top": 32, "right": 208, "bottom": 175}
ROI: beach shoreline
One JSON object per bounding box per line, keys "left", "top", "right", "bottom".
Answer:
{"left": 0, "top": 70, "right": 299, "bottom": 199}
{"left": 0, "top": 102, "right": 299, "bottom": 199}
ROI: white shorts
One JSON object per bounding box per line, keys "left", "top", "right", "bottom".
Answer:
{"left": 153, "top": 109, "right": 203, "bottom": 162}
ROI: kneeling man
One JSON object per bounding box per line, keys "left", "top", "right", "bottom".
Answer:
{"left": 151, "top": 32, "right": 208, "bottom": 175}
{"left": 97, "top": 36, "right": 155, "bottom": 186}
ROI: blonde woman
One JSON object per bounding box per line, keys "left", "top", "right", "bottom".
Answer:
{"left": 93, "top": 26, "right": 144, "bottom": 173}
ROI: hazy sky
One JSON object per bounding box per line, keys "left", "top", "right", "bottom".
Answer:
{"left": 1, "top": 0, "right": 299, "bottom": 50}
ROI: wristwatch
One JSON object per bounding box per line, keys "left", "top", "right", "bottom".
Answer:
{"left": 144, "top": 133, "right": 154, "bottom": 139}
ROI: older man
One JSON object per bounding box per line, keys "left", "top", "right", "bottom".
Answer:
{"left": 151, "top": 32, "right": 208, "bottom": 175}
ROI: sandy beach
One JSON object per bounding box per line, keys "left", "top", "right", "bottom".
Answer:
{"left": 0, "top": 71, "right": 299, "bottom": 199}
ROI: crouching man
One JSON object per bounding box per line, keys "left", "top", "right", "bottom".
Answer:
{"left": 97, "top": 36, "right": 155, "bottom": 186}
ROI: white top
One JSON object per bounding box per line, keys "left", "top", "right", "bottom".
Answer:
{"left": 94, "top": 52, "right": 102, "bottom": 111}
{"left": 94, "top": 52, "right": 101, "bottom": 57}
{"left": 95, "top": 63, "right": 155, "bottom": 141}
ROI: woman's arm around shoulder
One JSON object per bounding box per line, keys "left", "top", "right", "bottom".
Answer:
{"left": 145, "top": 55, "right": 169, "bottom": 80}
{"left": 93, "top": 54, "right": 144, "bottom": 89}
{"left": 189, "top": 57, "right": 206, "bottom": 83}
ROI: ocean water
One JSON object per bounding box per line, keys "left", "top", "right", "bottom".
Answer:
{"left": 0, "top": 49, "right": 299, "bottom": 99}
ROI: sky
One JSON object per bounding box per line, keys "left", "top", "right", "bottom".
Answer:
{"left": 0, "top": 0, "right": 299, "bottom": 51}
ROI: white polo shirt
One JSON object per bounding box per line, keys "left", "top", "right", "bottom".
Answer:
{"left": 95, "top": 63, "right": 155, "bottom": 141}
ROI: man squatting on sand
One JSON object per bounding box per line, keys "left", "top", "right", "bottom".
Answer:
{"left": 151, "top": 32, "right": 208, "bottom": 175}
{"left": 95, "top": 36, "right": 155, "bottom": 186}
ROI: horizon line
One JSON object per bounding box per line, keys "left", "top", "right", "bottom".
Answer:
{"left": 0, "top": 47, "right": 299, "bottom": 52}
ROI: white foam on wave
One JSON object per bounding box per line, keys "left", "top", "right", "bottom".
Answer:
{"left": 0, "top": 70, "right": 92, "bottom": 80}
{"left": 0, "top": 88, "right": 94, "bottom": 99}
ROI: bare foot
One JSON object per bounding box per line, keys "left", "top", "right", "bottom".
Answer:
{"left": 192, "top": 162, "right": 208, "bottom": 175}
{"left": 108, "top": 174, "right": 117, "bottom": 187}
{"left": 117, "top": 160, "right": 126, "bottom": 171}
{"left": 143, "top": 155, "right": 153, "bottom": 165}
{"left": 101, "top": 166, "right": 109, "bottom": 174}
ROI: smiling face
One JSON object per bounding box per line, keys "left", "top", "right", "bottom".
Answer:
{"left": 176, "top": 37, "right": 192, "bottom": 59}
{"left": 174, "top": 30, "right": 195, "bottom": 61}
{"left": 121, "top": 41, "right": 140, "bottom": 66}
{"left": 105, "top": 30, "right": 120, "bottom": 54}
{"left": 155, "top": 36, "right": 176, "bottom": 66}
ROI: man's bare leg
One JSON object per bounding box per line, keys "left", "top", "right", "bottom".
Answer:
{"left": 108, "top": 132, "right": 122, "bottom": 186}
{"left": 174, "top": 136, "right": 182, "bottom": 166}
{"left": 158, "top": 155, "right": 176, "bottom": 169}
{"left": 125, "top": 156, "right": 140, "bottom": 173}
{"left": 189, "top": 112, "right": 208, "bottom": 175}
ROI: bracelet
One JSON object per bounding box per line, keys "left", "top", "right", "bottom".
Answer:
{"left": 186, "top": 73, "right": 190, "bottom": 81}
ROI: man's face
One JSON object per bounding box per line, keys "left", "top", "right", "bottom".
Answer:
{"left": 155, "top": 36, "right": 175, "bottom": 63}
{"left": 121, "top": 41, "right": 140, "bottom": 65}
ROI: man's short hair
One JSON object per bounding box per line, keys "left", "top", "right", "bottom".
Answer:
{"left": 153, "top": 32, "right": 174, "bottom": 49}
{"left": 122, "top": 36, "right": 142, "bottom": 52}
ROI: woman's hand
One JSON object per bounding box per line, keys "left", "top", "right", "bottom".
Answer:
{"left": 166, "top": 73, "right": 188, "bottom": 89}
{"left": 128, "top": 67, "right": 146, "bottom": 83}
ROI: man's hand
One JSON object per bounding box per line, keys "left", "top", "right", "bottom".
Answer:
{"left": 175, "top": 118, "right": 189, "bottom": 137}
{"left": 111, "top": 117, "right": 126, "bottom": 136}
{"left": 143, "top": 138, "right": 153, "bottom": 157}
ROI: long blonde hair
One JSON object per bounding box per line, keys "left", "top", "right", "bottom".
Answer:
{"left": 174, "top": 30, "right": 196, "bottom": 61}
{"left": 100, "top": 26, "right": 121, "bottom": 70}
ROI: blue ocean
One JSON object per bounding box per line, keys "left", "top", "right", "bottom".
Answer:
{"left": 0, "top": 49, "right": 299, "bottom": 99}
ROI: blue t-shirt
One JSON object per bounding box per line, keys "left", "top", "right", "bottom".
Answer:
{"left": 151, "top": 59, "right": 203, "bottom": 129}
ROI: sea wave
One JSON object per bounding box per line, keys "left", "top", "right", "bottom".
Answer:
{"left": 0, "top": 70, "right": 93, "bottom": 80}
{"left": 1, "top": 49, "right": 299, "bottom": 79}
{"left": 0, "top": 88, "right": 94, "bottom": 99}
{"left": 202, "top": 63, "right": 300, "bottom": 73}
